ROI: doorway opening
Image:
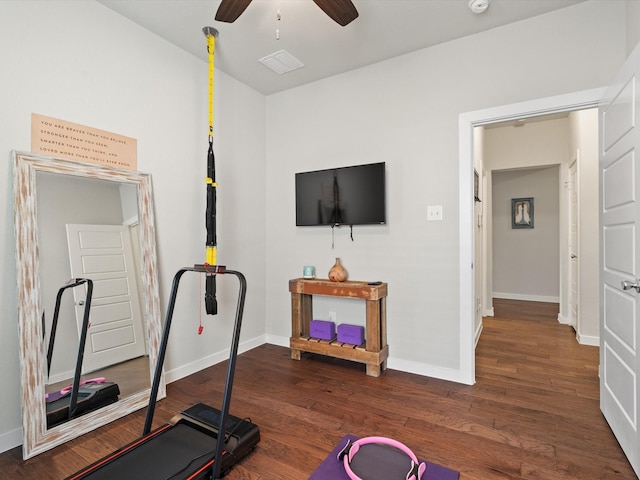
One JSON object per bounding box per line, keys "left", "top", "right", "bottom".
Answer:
{"left": 478, "top": 109, "right": 599, "bottom": 341}
{"left": 458, "top": 87, "right": 604, "bottom": 384}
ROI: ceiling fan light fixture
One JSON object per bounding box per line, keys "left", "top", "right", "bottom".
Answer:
{"left": 468, "top": 0, "right": 490, "bottom": 14}
{"left": 258, "top": 50, "right": 304, "bottom": 75}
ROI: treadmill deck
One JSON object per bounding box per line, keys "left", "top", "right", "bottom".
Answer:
{"left": 66, "top": 404, "right": 260, "bottom": 480}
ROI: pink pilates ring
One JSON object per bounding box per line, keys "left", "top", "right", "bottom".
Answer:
{"left": 338, "top": 436, "right": 426, "bottom": 480}
{"left": 59, "top": 377, "right": 106, "bottom": 395}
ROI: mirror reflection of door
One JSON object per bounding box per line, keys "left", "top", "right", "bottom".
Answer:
{"left": 35, "top": 171, "right": 151, "bottom": 402}
{"left": 66, "top": 224, "right": 146, "bottom": 373}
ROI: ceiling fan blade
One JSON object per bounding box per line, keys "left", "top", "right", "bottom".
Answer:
{"left": 312, "top": 0, "right": 359, "bottom": 26}
{"left": 215, "top": 0, "right": 253, "bottom": 23}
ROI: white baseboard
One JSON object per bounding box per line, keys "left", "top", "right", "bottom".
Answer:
{"left": 0, "top": 427, "right": 22, "bottom": 456}
{"left": 51, "top": 336, "right": 267, "bottom": 387}
{"left": 264, "top": 334, "right": 289, "bottom": 348}
{"left": 493, "top": 292, "right": 560, "bottom": 303}
{"left": 387, "top": 357, "right": 474, "bottom": 385}
{"left": 474, "top": 321, "right": 483, "bottom": 348}
{"left": 577, "top": 333, "right": 599, "bottom": 346}
{"left": 164, "top": 334, "right": 266, "bottom": 384}
{"left": 48, "top": 369, "right": 75, "bottom": 385}
{"left": 483, "top": 307, "right": 494, "bottom": 317}
{"left": 263, "top": 335, "right": 474, "bottom": 385}
{"left": 557, "top": 314, "right": 571, "bottom": 325}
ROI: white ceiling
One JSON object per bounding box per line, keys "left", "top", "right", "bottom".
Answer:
{"left": 98, "top": 0, "right": 585, "bottom": 95}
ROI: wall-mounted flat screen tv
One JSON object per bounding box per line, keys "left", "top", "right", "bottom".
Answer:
{"left": 295, "top": 162, "right": 386, "bottom": 226}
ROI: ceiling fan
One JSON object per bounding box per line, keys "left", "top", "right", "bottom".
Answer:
{"left": 215, "top": 0, "right": 359, "bottom": 27}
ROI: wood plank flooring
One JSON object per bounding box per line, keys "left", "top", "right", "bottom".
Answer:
{"left": 1, "top": 299, "right": 635, "bottom": 479}
{"left": 46, "top": 356, "right": 150, "bottom": 399}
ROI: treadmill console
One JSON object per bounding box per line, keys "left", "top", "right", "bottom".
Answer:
{"left": 178, "top": 403, "right": 260, "bottom": 448}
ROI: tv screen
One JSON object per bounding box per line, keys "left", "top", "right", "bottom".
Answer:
{"left": 295, "top": 162, "right": 386, "bottom": 226}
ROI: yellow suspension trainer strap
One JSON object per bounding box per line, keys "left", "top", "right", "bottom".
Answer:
{"left": 203, "top": 27, "right": 218, "bottom": 315}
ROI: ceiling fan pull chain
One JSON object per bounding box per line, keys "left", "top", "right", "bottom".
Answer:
{"left": 276, "top": 9, "right": 281, "bottom": 40}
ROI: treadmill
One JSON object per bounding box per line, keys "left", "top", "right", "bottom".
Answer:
{"left": 46, "top": 278, "right": 120, "bottom": 429}
{"left": 66, "top": 265, "right": 260, "bottom": 480}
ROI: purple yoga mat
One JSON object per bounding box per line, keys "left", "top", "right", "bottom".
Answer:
{"left": 308, "top": 434, "right": 459, "bottom": 480}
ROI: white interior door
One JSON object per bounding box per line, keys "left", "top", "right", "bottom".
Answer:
{"left": 569, "top": 159, "right": 578, "bottom": 330}
{"left": 599, "top": 43, "right": 640, "bottom": 477}
{"left": 66, "top": 224, "right": 146, "bottom": 373}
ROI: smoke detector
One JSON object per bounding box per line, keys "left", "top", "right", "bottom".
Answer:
{"left": 468, "top": 0, "right": 490, "bottom": 14}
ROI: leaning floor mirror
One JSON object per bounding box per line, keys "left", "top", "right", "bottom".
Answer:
{"left": 13, "top": 151, "right": 165, "bottom": 459}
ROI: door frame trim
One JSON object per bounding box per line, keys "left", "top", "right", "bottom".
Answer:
{"left": 458, "top": 87, "right": 605, "bottom": 385}
{"left": 568, "top": 155, "right": 580, "bottom": 331}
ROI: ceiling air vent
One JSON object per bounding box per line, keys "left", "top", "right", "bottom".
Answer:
{"left": 258, "top": 50, "right": 304, "bottom": 75}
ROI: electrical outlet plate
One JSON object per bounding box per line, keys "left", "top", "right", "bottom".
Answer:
{"left": 427, "top": 205, "right": 443, "bottom": 221}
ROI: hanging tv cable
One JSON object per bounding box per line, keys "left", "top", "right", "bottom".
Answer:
{"left": 203, "top": 26, "right": 218, "bottom": 315}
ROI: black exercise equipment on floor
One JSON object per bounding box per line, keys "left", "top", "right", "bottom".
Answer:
{"left": 66, "top": 265, "right": 260, "bottom": 480}
{"left": 45, "top": 278, "right": 120, "bottom": 429}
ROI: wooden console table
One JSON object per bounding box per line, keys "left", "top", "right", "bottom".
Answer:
{"left": 289, "top": 278, "right": 388, "bottom": 377}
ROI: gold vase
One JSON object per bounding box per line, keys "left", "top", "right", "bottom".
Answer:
{"left": 328, "top": 257, "right": 348, "bottom": 282}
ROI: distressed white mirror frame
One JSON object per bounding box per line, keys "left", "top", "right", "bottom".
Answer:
{"left": 13, "top": 151, "right": 165, "bottom": 459}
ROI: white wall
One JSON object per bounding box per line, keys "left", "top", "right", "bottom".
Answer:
{"left": 0, "top": 0, "right": 266, "bottom": 452}
{"left": 485, "top": 117, "right": 571, "bottom": 308}
{"left": 569, "top": 108, "right": 600, "bottom": 344}
{"left": 485, "top": 118, "right": 571, "bottom": 171}
{"left": 0, "top": 0, "right": 628, "bottom": 455}
{"left": 627, "top": 0, "right": 640, "bottom": 56}
{"left": 491, "top": 166, "right": 561, "bottom": 301}
{"left": 482, "top": 110, "right": 600, "bottom": 344}
{"left": 473, "top": 127, "right": 486, "bottom": 340}
{"left": 263, "top": 1, "right": 626, "bottom": 380}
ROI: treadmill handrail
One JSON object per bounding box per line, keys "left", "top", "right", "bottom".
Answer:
{"left": 143, "top": 264, "right": 247, "bottom": 480}
{"left": 46, "top": 278, "right": 94, "bottom": 419}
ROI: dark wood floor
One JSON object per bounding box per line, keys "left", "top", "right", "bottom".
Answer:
{"left": 1, "top": 299, "right": 635, "bottom": 479}
{"left": 47, "top": 355, "right": 150, "bottom": 399}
